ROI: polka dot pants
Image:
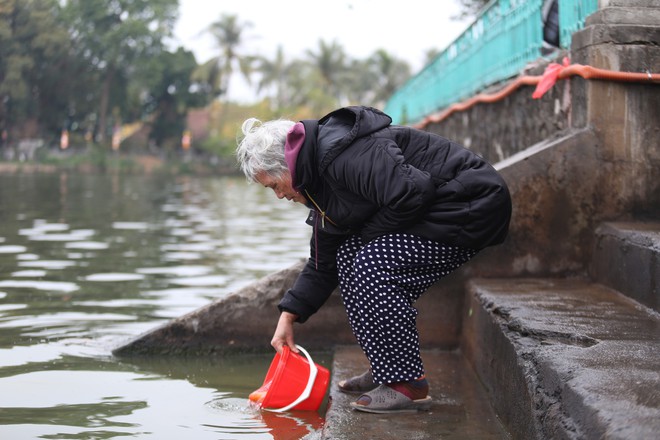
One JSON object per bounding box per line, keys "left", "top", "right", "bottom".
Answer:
{"left": 336, "top": 233, "right": 477, "bottom": 384}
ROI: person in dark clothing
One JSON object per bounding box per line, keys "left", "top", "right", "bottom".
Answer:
{"left": 236, "top": 106, "right": 511, "bottom": 414}
{"left": 542, "top": 0, "right": 560, "bottom": 54}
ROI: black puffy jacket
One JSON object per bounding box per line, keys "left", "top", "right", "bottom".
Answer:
{"left": 279, "top": 106, "right": 511, "bottom": 322}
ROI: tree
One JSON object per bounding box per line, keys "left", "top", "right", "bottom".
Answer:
{"left": 252, "top": 42, "right": 410, "bottom": 113}
{"left": 255, "top": 46, "right": 294, "bottom": 109}
{"left": 0, "top": 0, "right": 72, "bottom": 140}
{"left": 62, "top": 0, "right": 178, "bottom": 143}
{"left": 342, "top": 50, "right": 411, "bottom": 109}
{"left": 191, "top": 58, "right": 223, "bottom": 100}
{"left": 201, "top": 13, "right": 254, "bottom": 101}
{"left": 423, "top": 48, "right": 441, "bottom": 66}
{"left": 305, "top": 39, "right": 349, "bottom": 105}
{"left": 454, "top": 0, "right": 490, "bottom": 19}
{"left": 342, "top": 58, "right": 379, "bottom": 107}
{"left": 286, "top": 61, "right": 336, "bottom": 115}
{"left": 364, "top": 49, "right": 411, "bottom": 107}
{"left": 138, "top": 47, "right": 211, "bottom": 149}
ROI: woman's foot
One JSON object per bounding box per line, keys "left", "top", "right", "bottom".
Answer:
{"left": 350, "top": 377, "right": 431, "bottom": 414}
{"left": 337, "top": 369, "right": 378, "bottom": 394}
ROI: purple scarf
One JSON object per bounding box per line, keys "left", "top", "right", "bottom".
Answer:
{"left": 284, "top": 122, "right": 305, "bottom": 188}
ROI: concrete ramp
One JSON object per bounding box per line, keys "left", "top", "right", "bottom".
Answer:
{"left": 113, "top": 260, "right": 308, "bottom": 356}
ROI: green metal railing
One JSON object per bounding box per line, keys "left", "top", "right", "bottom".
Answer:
{"left": 385, "top": 0, "right": 599, "bottom": 125}
{"left": 559, "top": 0, "right": 599, "bottom": 48}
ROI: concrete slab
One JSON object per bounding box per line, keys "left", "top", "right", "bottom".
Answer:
{"left": 321, "top": 345, "right": 509, "bottom": 440}
{"left": 463, "top": 278, "right": 660, "bottom": 440}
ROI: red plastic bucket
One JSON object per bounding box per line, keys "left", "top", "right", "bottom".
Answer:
{"left": 249, "top": 345, "right": 329, "bottom": 412}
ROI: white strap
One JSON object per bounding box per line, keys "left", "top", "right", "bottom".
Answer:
{"left": 265, "top": 345, "right": 318, "bottom": 412}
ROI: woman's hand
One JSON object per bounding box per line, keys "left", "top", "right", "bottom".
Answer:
{"left": 271, "top": 311, "right": 299, "bottom": 354}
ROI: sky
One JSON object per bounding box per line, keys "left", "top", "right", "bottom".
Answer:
{"left": 170, "top": 0, "right": 471, "bottom": 102}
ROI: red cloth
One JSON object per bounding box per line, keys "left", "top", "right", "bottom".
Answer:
{"left": 533, "top": 57, "right": 570, "bottom": 99}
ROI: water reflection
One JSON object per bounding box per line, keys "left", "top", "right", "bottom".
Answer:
{"left": 205, "top": 401, "right": 325, "bottom": 440}
{"left": 0, "top": 173, "right": 317, "bottom": 439}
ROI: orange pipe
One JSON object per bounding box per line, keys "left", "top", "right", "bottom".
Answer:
{"left": 415, "top": 62, "right": 660, "bottom": 129}
{"left": 559, "top": 63, "right": 660, "bottom": 83}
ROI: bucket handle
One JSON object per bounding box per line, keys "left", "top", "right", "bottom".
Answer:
{"left": 265, "top": 344, "right": 318, "bottom": 413}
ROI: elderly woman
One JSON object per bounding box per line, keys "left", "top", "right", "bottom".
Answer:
{"left": 236, "top": 106, "right": 511, "bottom": 414}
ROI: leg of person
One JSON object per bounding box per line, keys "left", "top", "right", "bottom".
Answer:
{"left": 337, "top": 233, "right": 477, "bottom": 413}
{"left": 336, "top": 235, "right": 378, "bottom": 394}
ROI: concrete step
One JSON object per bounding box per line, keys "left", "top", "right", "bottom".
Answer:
{"left": 590, "top": 221, "right": 660, "bottom": 312}
{"left": 463, "top": 278, "right": 660, "bottom": 440}
{"left": 321, "top": 345, "right": 509, "bottom": 440}
{"left": 603, "top": 0, "right": 660, "bottom": 8}
{"left": 586, "top": 5, "right": 660, "bottom": 26}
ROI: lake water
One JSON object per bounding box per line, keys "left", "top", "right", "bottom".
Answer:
{"left": 0, "top": 173, "right": 327, "bottom": 440}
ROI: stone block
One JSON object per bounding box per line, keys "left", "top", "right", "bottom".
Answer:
{"left": 590, "top": 222, "right": 660, "bottom": 312}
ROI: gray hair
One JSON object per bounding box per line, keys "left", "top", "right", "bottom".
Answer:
{"left": 236, "top": 118, "right": 295, "bottom": 182}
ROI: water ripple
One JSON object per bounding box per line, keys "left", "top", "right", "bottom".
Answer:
{"left": 112, "top": 222, "right": 150, "bottom": 230}
{"left": 0, "top": 280, "right": 79, "bottom": 292}
{"left": 65, "top": 241, "right": 110, "bottom": 250}
{"left": 84, "top": 273, "right": 145, "bottom": 282}
{"left": 18, "top": 260, "right": 77, "bottom": 270}
{"left": 0, "top": 245, "right": 27, "bottom": 253}
{"left": 135, "top": 265, "right": 213, "bottom": 277}
{"left": 169, "top": 275, "right": 228, "bottom": 287}
{"left": 11, "top": 270, "right": 47, "bottom": 277}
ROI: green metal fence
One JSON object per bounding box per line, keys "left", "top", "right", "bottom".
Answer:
{"left": 384, "top": 0, "right": 599, "bottom": 125}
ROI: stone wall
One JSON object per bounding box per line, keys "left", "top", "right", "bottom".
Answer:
{"left": 571, "top": 2, "right": 660, "bottom": 219}
{"left": 424, "top": 54, "right": 572, "bottom": 164}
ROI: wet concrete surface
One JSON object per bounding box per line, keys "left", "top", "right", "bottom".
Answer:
{"left": 465, "top": 278, "right": 660, "bottom": 439}
{"left": 321, "top": 345, "right": 510, "bottom": 440}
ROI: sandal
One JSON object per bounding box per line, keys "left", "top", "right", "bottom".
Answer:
{"left": 350, "top": 384, "right": 432, "bottom": 414}
{"left": 337, "top": 369, "right": 378, "bottom": 394}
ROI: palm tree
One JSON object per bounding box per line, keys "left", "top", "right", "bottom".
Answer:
{"left": 343, "top": 58, "right": 379, "bottom": 106}
{"left": 367, "top": 49, "right": 411, "bottom": 107}
{"left": 305, "top": 39, "right": 349, "bottom": 105}
{"left": 335, "top": 49, "right": 411, "bottom": 109}
{"left": 201, "top": 13, "right": 254, "bottom": 100}
{"left": 255, "top": 46, "right": 294, "bottom": 109}
{"left": 191, "top": 58, "right": 223, "bottom": 99}
{"left": 286, "top": 62, "right": 336, "bottom": 115}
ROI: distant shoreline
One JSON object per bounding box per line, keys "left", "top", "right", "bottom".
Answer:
{"left": 0, "top": 157, "right": 240, "bottom": 176}
{"left": 0, "top": 162, "right": 59, "bottom": 174}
